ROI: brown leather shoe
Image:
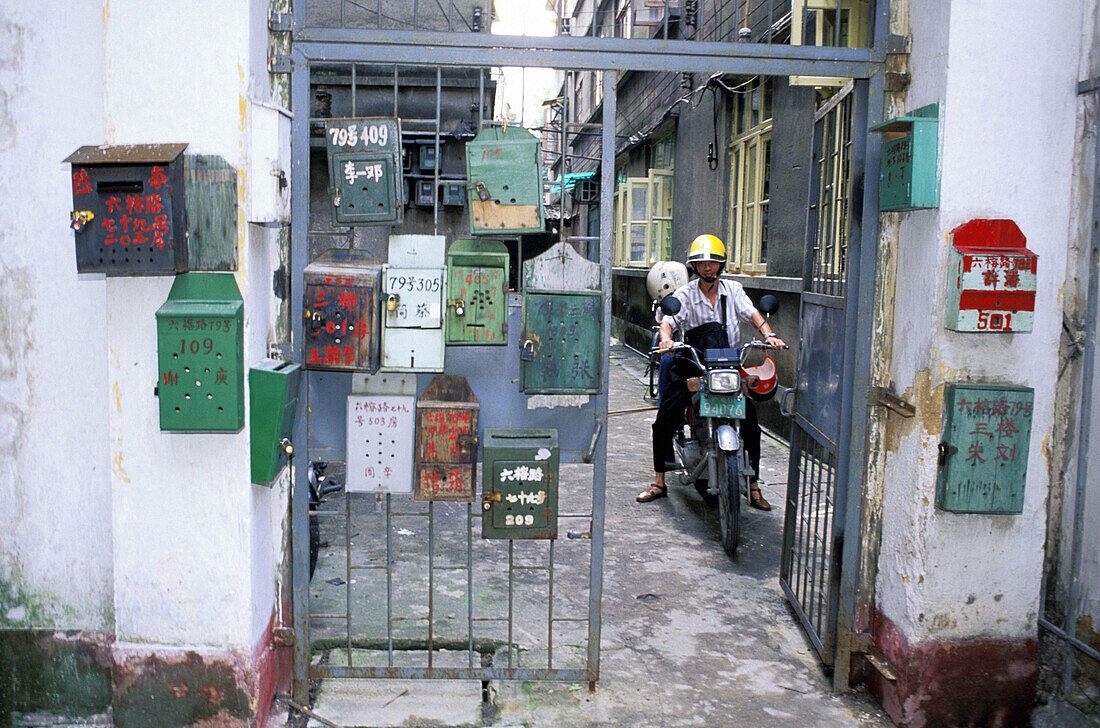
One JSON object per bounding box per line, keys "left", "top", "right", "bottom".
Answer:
{"left": 749, "top": 484, "right": 772, "bottom": 511}
{"left": 636, "top": 484, "right": 668, "bottom": 503}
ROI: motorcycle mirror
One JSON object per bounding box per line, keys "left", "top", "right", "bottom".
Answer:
{"left": 758, "top": 294, "right": 779, "bottom": 315}
{"left": 659, "top": 295, "right": 682, "bottom": 316}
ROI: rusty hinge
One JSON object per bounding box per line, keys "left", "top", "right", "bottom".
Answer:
{"left": 269, "top": 54, "right": 293, "bottom": 74}
{"left": 871, "top": 385, "right": 915, "bottom": 417}
{"left": 866, "top": 653, "right": 898, "bottom": 682}
{"left": 268, "top": 11, "right": 293, "bottom": 32}
{"left": 885, "top": 34, "right": 910, "bottom": 55}
{"left": 273, "top": 627, "right": 296, "bottom": 646}
{"left": 849, "top": 631, "right": 873, "bottom": 653}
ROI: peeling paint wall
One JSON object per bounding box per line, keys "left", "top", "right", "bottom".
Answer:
{"left": 0, "top": 1, "right": 113, "bottom": 631}
{"left": 875, "top": 0, "right": 1086, "bottom": 647}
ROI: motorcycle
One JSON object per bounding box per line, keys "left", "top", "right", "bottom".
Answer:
{"left": 647, "top": 295, "right": 783, "bottom": 555}
{"left": 308, "top": 461, "right": 344, "bottom": 580}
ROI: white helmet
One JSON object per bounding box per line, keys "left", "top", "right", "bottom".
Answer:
{"left": 646, "top": 261, "right": 689, "bottom": 302}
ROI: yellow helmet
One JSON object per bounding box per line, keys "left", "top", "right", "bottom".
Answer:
{"left": 687, "top": 234, "right": 726, "bottom": 269}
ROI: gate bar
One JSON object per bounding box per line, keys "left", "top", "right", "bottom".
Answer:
{"left": 833, "top": 0, "right": 888, "bottom": 685}
{"left": 293, "top": 31, "right": 880, "bottom": 77}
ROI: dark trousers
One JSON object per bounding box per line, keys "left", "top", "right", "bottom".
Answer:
{"left": 652, "top": 356, "right": 761, "bottom": 481}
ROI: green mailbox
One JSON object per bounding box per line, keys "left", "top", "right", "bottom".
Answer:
{"left": 481, "top": 429, "right": 558, "bottom": 540}
{"left": 155, "top": 273, "right": 244, "bottom": 432}
{"left": 249, "top": 359, "right": 301, "bottom": 484}
{"left": 465, "top": 126, "right": 544, "bottom": 235}
{"left": 869, "top": 103, "right": 940, "bottom": 211}
{"left": 936, "top": 383, "right": 1033, "bottom": 514}
{"left": 446, "top": 239, "right": 508, "bottom": 345}
{"left": 325, "top": 117, "right": 403, "bottom": 226}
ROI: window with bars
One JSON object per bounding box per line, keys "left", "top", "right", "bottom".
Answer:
{"left": 790, "top": 0, "right": 870, "bottom": 87}
{"left": 810, "top": 84, "right": 854, "bottom": 295}
{"left": 614, "top": 168, "right": 673, "bottom": 267}
{"left": 728, "top": 78, "right": 772, "bottom": 275}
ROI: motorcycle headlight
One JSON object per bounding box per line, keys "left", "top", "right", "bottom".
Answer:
{"left": 707, "top": 370, "right": 741, "bottom": 394}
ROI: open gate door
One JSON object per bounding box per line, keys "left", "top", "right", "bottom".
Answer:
{"left": 779, "top": 80, "right": 879, "bottom": 688}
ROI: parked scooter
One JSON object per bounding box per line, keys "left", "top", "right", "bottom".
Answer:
{"left": 648, "top": 294, "right": 784, "bottom": 555}
{"left": 307, "top": 461, "right": 344, "bottom": 580}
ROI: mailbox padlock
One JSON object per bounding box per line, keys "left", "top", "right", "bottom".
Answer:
{"left": 333, "top": 190, "right": 342, "bottom": 208}
{"left": 520, "top": 338, "right": 536, "bottom": 362}
{"left": 445, "top": 239, "right": 508, "bottom": 346}
{"left": 456, "top": 432, "right": 478, "bottom": 459}
{"left": 386, "top": 293, "right": 400, "bottom": 312}
{"left": 70, "top": 210, "right": 94, "bottom": 232}
{"left": 453, "top": 299, "right": 466, "bottom": 318}
{"left": 482, "top": 491, "right": 503, "bottom": 508}
{"left": 474, "top": 181, "right": 491, "bottom": 201}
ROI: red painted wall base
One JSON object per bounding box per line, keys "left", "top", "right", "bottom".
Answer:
{"left": 868, "top": 611, "right": 1038, "bottom": 728}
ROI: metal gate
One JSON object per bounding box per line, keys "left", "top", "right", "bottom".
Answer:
{"left": 286, "top": 0, "right": 889, "bottom": 704}
{"left": 780, "top": 73, "right": 883, "bottom": 690}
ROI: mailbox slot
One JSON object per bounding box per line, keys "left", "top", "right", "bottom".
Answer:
{"left": 65, "top": 143, "right": 189, "bottom": 275}
{"left": 303, "top": 250, "right": 382, "bottom": 372}
{"left": 481, "top": 429, "right": 558, "bottom": 539}
{"left": 381, "top": 235, "right": 446, "bottom": 372}
{"left": 155, "top": 273, "right": 244, "bottom": 431}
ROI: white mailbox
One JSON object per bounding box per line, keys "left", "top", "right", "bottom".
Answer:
{"left": 381, "top": 235, "right": 446, "bottom": 371}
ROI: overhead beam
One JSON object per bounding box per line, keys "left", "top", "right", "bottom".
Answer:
{"left": 294, "top": 29, "right": 880, "bottom": 77}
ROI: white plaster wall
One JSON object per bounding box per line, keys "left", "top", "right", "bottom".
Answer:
{"left": 876, "top": 0, "right": 1084, "bottom": 644}
{"left": 0, "top": 1, "right": 114, "bottom": 629}
{"left": 102, "top": 0, "right": 279, "bottom": 649}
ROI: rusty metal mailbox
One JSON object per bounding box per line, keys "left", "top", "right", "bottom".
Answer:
{"left": 465, "top": 126, "right": 544, "bottom": 235}
{"left": 945, "top": 219, "right": 1037, "bottom": 333}
{"left": 415, "top": 375, "right": 479, "bottom": 502}
{"left": 936, "top": 383, "right": 1033, "bottom": 514}
{"left": 325, "top": 117, "right": 403, "bottom": 226}
{"left": 303, "top": 250, "right": 382, "bottom": 372}
{"left": 520, "top": 243, "right": 603, "bottom": 394}
{"left": 446, "top": 239, "right": 508, "bottom": 345}
{"left": 65, "top": 143, "right": 188, "bottom": 275}
{"left": 481, "top": 429, "right": 558, "bottom": 539}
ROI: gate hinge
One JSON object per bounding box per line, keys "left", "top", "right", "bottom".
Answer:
{"left": 849, "top": 631, "right": 873, "bottom": 653}
{"left": 273, "top": 627, "right": 296, "bottom": 646}
{"left": 871, "top": 385, "right": 915, "bottom": 417}
{"left": 885, "top": 34, "right": 910, "bottom": 56}
{"left": 269, "top": 54, "right": 293, "bottom": 74}
{"left": 268, "top": 11, "right": 293, "bottom": 32}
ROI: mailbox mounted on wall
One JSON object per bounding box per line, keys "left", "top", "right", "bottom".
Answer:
{"left": 65, "top": 143, "right": 189, "bottom": 275}
{"left": 946, "top": 219, "right": 1037, "bottom": 333}
{"left": 446, "top": 239, "right": 508, "bottom": 345}
{"left": 325, "top": 117, "right": 403, "bottom": 225}
{"left": 249, "top": 359, "right": 300, "bottom": 484}
{"left": 465, "top": 126, "right": 544, "bottom": 235}
{"left": 520, "top": 243, "right": 603, "bottom": 394}
{"left": 869, "top": 103, "right": 939, "bottom": 211}
{"left": 303, "top": 250, "right": 382, "bottom": 372}
{"left": 415, "top": 375, "right": 479, "bottom": 502}
{"left": 381, "top": 235, "right": 447, "bottom": 371}
{"left": 936, "top": 383, "right": 1033, "bottom": 514}
{"left": 481, "top": 428, "right": 559, "bottom": 539}
{"left": 155, "top": 273, "right": 244, "bottom": 432}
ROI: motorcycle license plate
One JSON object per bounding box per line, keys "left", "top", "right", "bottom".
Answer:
{"left": 699, "top": 390, "right": 745, "bottom": 419}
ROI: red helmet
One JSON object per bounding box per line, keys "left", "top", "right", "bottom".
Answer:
{"left": 741, "top": 354, "right": 778, "bottom": 401}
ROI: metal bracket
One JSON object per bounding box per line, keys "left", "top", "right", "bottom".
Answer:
{"left": 273, "top": 627, "right": 296, "bottom": 646}
{"left": 885, "top": 34, "right": 910, "bottom": 55}
{"left": 871, "top": 385, "right": 915, "bottom": 417}
{"left": 269, "top": 54, "right": 293, "bottom": 74}
{"left": 849, "top": 631, "right": 873, "bottom": 653}
{"left": 268, "top": 11, "right": 293, "bottom": 32}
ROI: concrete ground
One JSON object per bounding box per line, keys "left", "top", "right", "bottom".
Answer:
{"left": 297, "top": 346, "right": 895, "bottom": 728}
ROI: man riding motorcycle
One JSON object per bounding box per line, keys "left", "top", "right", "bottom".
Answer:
{"left": 637, "top": 234, "right": 786, "bottom": 508}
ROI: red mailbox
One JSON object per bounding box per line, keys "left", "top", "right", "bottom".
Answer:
{"left": 945, "top": 219, "right": 1037, "bottom": 333}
